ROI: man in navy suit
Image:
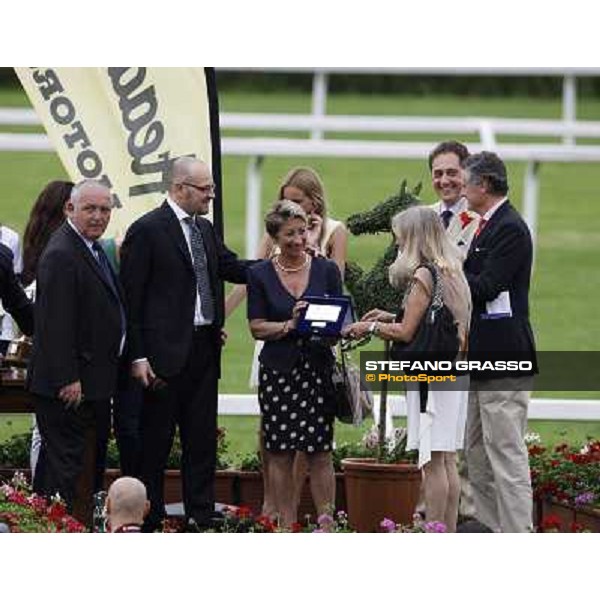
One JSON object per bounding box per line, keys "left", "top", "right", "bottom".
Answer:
{"left": 462, "top": 152, "right": 537, "bottom": 532}
{"left": 28, "top": 180, "right": 125, "bottom": 526}
{"left": 120, "top": 157, "right": 252, "bottom": 531}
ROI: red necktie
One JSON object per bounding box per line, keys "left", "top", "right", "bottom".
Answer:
{"left": 474, "top": 218, "right": 488, "bottom": 239}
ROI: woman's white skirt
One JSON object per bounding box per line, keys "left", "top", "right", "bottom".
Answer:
{"left": 406, "top": 376, "right": 469, "bottom": 468}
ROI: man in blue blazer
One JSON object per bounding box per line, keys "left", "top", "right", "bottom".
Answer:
{"left": 462, "top": 152, "right": 537, "bottom": 532}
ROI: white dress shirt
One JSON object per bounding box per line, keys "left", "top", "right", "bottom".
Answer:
{"left": 166, "top": 196, "right": 212, "bottom": 326}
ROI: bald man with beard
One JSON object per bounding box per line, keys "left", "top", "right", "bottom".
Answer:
{"left": 120, "top": 157, "right": 254, "bottom": 532}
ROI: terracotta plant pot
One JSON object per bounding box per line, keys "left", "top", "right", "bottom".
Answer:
{"left": 105, "top": 468, "right": 238, "bottom": 506}
{"left": 342, "top": 458, "right": 421, "bottom": 532}
{"left": 104, "top": 469, "right": 183, "bottom": 504}
{"left": 234, "top": 471, "right": 263, "bottom": 514}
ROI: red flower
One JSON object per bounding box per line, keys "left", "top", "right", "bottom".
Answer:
{"left": 236, "top": 506, "right": 253, "bottom": 520}
{"left": 540, "top": 514, "right": 562, "bottom": 532}
{"left": 47, "top": 501, "right": 67, "bottom": 522}
{"left": 63, "top": 516, "right": 86, "bottom": 533}
{"left": 7, "top": 490, "right": 27, "bottom": 506}
{"left": 255, "top": 515, "right": 276, "bottom": 532}
{"left": 459, "top": 212, "right": 474, "bottom": 228}
{"left": 528, "top": 445, "right": 546, "bottom": 457}
{"left": 290, "top": 522, "right": 303, "bottom": 533}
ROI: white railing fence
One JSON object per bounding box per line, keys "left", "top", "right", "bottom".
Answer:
{"left": 2, "top": 68, "right": 600, "bottom": 420}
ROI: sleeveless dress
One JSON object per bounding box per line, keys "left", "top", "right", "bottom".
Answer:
{"left": 248, "top": 217, "right": 343, "bottom": 388}
{"left": 404, "top": 267, "right": 471, "bottom": 468}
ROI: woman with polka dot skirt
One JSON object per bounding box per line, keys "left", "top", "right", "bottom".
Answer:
{"left": 247, "top": 200, "right": 342, "bottom": 528}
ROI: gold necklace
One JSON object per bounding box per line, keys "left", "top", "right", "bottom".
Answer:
{"left": 274, "top": 253, "right": 309, "bottom": 273}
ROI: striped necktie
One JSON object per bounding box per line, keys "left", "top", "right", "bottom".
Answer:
{"left": 184, "top": 216, "right": 215, "bottom": 323}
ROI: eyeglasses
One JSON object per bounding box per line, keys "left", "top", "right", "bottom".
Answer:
{"left": 180, "top": 182, "right": 216, "bottom": 194}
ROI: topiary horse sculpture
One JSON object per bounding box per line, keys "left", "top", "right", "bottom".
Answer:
{"left": 345, "top": 181, "right": 422, "bottom": 318}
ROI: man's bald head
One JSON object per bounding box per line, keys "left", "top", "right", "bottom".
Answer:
{"left": 170, "top": 157, "right": 208, "bottom": 184}
{"left": 106, "top": 477, "right": 149, "bottom": 530}
{"left": 169, "top": 157, "right": 215, "bottom": 216}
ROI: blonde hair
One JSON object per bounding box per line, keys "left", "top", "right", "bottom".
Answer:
{"left": 278, "top": 167, "right": 328, "bottom": 247}
{"left": 388, "top": 206, "right": 464, "bottom": 288}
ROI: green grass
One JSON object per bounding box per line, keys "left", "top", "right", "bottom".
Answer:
{"left": 0, "top": 86, "right": 599, "bottom": 400}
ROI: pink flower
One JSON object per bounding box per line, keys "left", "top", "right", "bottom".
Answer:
{"left": 317, "top": 514, "right": 335, "bottom": 531}
{"left": 380, "top": 518, "right": 396, "bottom": 533}
{"left": 424, "top": 521, "right": 447, "bottom": 533}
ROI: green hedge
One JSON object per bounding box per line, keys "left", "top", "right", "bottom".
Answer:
{"left": 216, "top": 71, "right": 600, "bottom": 98}
{"left": 4, "top": 68, "right": 599, "bottom": 98}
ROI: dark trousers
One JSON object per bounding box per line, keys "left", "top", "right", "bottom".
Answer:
{"left": 113, "top": 381, "right": 143, "bottom": 478}
{"left": 140, "top": 327, "right": 219, "bottom": 532}
{"left": 34, "top": 405, "right": 111, "bottom": 495}
{"left": 94, "top": 401, "right": 112, "bottom": 492}
{"left": 33, "top": 395, "right": 110, "bottom": 528}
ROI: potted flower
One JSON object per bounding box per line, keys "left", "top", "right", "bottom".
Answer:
{"left": 340, "top": 419, "right": 420, "bottom": 533}
{"left": 529, "top": 437, "right": 600, "bottom": 532}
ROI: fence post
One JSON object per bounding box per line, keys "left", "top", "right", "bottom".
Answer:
{"left": 311, "top": 71, "right": 328, "bottom": 140}
{"left": 245, "top": 155, "right": 264, "bottom": 259}
{"left": 562, "top": 74, "right": 577, "bottom": 146}
{"left": 523, "top": 160, "right": 540, "bottom": 268}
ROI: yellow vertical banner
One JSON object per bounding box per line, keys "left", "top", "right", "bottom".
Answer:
{"left": 14, "top": 67, "right": 221, "bottom": 237}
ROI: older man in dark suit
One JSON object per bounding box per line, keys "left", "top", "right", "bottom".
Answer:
{"left": 462, "top": 152, "right": 537, "bottom": 532}
{"left": 120, "top": 157, "right": 252, "bottom": 531}
{"left": 28, "top": 180, "right": 125, "bottom": 526}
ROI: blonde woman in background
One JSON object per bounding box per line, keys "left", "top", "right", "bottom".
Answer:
{"left": 225, "top": 167, "right": 348, "bottom": 518}
{"left": 344, "top": 206, "right": 471, "bottom": 532}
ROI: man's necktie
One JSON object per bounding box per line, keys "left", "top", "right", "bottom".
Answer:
{"left": 92, "top": 241, "right": 127, "bottom": 344}
{"left": 474, "top": 218, "right": 488, "bottom": 239}
{"left": 184, "top": 217, "right": 215, "bottom": 323}
{"left": 92, "top": 241, "right": 119, "bottom": 296}
{"left": 441, "top": 210, "right": 453, "bottom": 230}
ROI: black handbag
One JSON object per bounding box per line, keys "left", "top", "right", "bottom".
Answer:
{"left": 390, "top": 264, "right": 460, "bottom": 412}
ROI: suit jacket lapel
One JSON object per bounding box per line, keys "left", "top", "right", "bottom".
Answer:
{"left": 64, "top": 224, "right": 122, "bottom": 302}
{"left": 467, "top": 201, "right": 511, "bottom": 258}
{"left": 160, "top": 201, "right": 195, "bottom": 273}
{"left": 196, "top": 217, "right": 217, "bottom": 283}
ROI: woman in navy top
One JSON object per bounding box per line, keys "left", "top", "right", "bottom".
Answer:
{"left": 247, "top": 200, "right": 342, "bottom": 528}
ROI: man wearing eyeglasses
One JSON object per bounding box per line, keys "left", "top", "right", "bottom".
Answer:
{"left": 120, "top": 157, "right": 253, "bottom": 532}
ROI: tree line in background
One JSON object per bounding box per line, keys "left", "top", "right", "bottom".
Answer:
{"left": 2, "top": 69, "right": 600, "bottom": 98}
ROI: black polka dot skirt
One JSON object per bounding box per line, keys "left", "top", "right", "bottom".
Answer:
{"left": 258, "top": 360, "right": 334, "bottom": 453}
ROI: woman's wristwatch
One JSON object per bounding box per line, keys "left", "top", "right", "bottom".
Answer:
{"left": 368, "top": 321, "right": 381, "bottom": 336}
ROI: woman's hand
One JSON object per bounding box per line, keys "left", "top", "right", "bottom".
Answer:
{"left": 362, "top": 308, "right": 395, "bottom": 323}
{"left": 291, "top": 300, "right": 308, "bottom": 329}
{"left": 306, "top": 214, "right": 323, "bottom": 249}
{"left": 342, "top": 321, "right": 373, "bottom": 340}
